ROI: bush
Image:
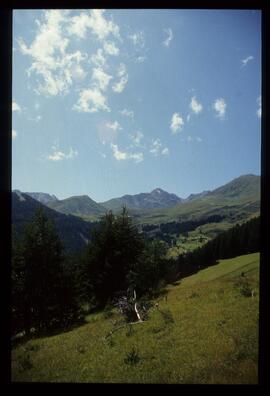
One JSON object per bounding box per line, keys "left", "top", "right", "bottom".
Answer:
{"left": 124, "top": 347, "right": 140, "bottom": 365}
{"left": 239, "top": 283, "right": 253, "bottom": 297}
{"left": 18, "top": 353, "right": 33, "bottom": 372}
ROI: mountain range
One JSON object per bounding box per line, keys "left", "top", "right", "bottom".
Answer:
{"left": 101, "top": 188, "right": 183, "bottom": 212}
{"left": 21, "top": 174, "right": 260, "bottom": 220}
{"left": 12, "top": 174, "right": 260, "bottom": 252}
{"left": 12, "top": 190, "right": 98, "bottom": 253}
{"left": 25, "top": 192, "right": 58, "bottom": 205}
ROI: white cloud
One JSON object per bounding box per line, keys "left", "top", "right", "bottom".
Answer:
{"left": 186, "top": 114, "right": 191, "bottom": 122}
{"left": 163, "top": 28, "right": 173, "bottom": 47}
{"left": 128, "top": 32, "right": 145, "bottom": 48}
{"left": 67, "top": 9, "right": 120, "bottom": 41}
{"left": 91, "top": 48, "right": 106, "bottom": 67}
{"left": 18, "top": 10, "right": 120, "bottom": 97}
{"left": 103, "top": 40, "right": 119, "bottom": 56}
{"left": 119, "top": 108, "right": 134, "bottom": 118}
{"left": 12, "top": 101, "right": 21, "bottom": 112}
{"left": 129, "top": 152, "right": 144, "bottom": 163}
{"left": 161, "top": 147, "right": 170, "bottom": 156}
{"left": 92, "top": 67, "right": 112, "bottom": 91}
{"left": 190, "top": 96, "right": 203, "bottom": 114}
{"left": 257, "top": 95, "right": 261, "bottom": 118}
{"left": 241, "top": 55, "right": 254, "bottom": 67}
{"left": 12, "top": 129, "right": 17, "bottom": 139}
{"left": 111, "top": 143, "right": 143, "bottom": 163}
{"left": 47, "top": 145, "right": 78, "bottom": 161}
{"left": 106, "top": 121, "right": 122, "bottom": 131}
{"left": 73, "top": 87, "right": 110, "bottom": 113}
{"left": 130, "top": 131, "right": 144, "bottom": 146}
{"left": 71, "top": 63, "right": 87, "bottom": 81}
{"left": 150, "top": 138, "right": 162, "bottom": 156}
{"left": 150, "top": 138, "right": 169, "bottom": 156}
{"left": 117, "top": 63, "right": 127, "bottom": 77}
{"left": 213, "top": 98, "right": 226, "bottom": 119}
{"left": 170, "top": 113, "right": 184, "bottom": 134}
{"left": 112, "top": 63, "right": 128, "bottom": 93}
{"left": 18, "top": 10, "right": 88, "bottom": 96}
{"left": 135, "top": 56, "right": 146, "bottom": 63}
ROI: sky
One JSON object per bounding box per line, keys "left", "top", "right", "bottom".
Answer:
{"left": 12, "top": 9, "right": 261, "bottom": 202}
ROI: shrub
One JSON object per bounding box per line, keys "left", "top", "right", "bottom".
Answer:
{"left": 18, "top": 353, "right": 33, "bottom": 372}
{"left": 124, "top": 347, "right": 140, "bottom": 365}
{"left": 126, "top": 325, "right": 135, "bottom": 337}
{"left": 239, "top": 283, "right": 253, "bottom": 297}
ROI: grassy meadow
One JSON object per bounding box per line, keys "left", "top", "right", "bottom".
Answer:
{"left": 11, "top": 252, "right": 259, "bottom": 384}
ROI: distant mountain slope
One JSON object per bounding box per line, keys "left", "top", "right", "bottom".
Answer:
{"left": 12, "top": 191, "right": 99, "bottom": 253}
{"left": 47, "top": 195, "right": 106, "bottom": 217}
{"left": 25, "top": 192, "right": 58, "bottom": 205}
{"left": 208, "top": 174, "right": 260, "bottom": 200}
{"left": 184, "top": 190, "right": 211, "bottom": 202}
{"left": 135, "top": 174, "right": 260, "bottom": 225}
{"left": 101, "top": 188, "right": 183, "bottom": 211}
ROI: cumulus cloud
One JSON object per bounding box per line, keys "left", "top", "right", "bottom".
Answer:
{"left": 47, "top": 145, "right": 78, "bottom": 161}
{"left": 103, "top": 40, "right": 119, "bottom": 56}
{"left": 92, "top": 67, "right": 112, "bottom": 91}
{"left": 17, "top": 10, "right": 89, "bottom": 96}
{"left": 128, "top": 32, "right": 145, "bottom": 47}
{"left": 170, "top": 113, "right": 184, "bottom": 134}
{"left": 257, "top": 95, "right": 261, "bottom": 118}
{"left": 73, "top": 87, "right": 110, "bottom": 113}
{"left": 111, "top": 143, "right": 143, "bottom": 163}
{"left": 91, "top": 48, "right": 106, "bottom": 67}
{"left": 17, "top": 10, "right": 121, "bottom": 97}
{"left": 106, "top": 121, "right": 122, "bottom": 131}
{"left": 112, "top": 63, "right": 128, "bottom": 93}
{"left": 161, "top": 147, "right": 169, "bottom": 156}
{"left": 150, "top": 138, "right": 169, "bottom": 156}
{"left": 213, "top": 98, "right": 227, "bottom": 119}
{"left": 241, "top": 55, "right": 254, "bottom": 67}
{"left": 190, "top": 96, "right": 203, "bottom": 114}
{"left": 135, "top": 56, "right": 146, "bottom": 63}
{"left": 130, "top": 131, "right": 144, "bottom": 146}
{"left": 163, "top": 28, "right": 173, "bottom": 47}
{"left": 12, "top": 101, "right": 22, "bottom": 112}
{"left": 67, "top": 9, "right": 120, "bottom": 41}
{"left": 119, "top": 108, "right": 134, "bottom": 118}
{"left": 12, "top": 129, "right": 17, "bottom": 139}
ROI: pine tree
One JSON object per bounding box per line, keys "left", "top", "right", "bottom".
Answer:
{"left": 12, "top": 207, "right": 79, "bottom": 336}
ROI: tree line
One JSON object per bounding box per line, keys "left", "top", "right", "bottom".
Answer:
{"left": 12, "top": 206, "right": 260, "bottom": 338}
{"left": 176, "top": 216, "right": 260, "bottom": 278}
{"left": 12, "top": 207, "right": 176, "bottom": 338}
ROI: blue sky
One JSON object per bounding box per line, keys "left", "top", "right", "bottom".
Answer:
{"left": 12, "top": 9, "right": 261, "bottom": 202}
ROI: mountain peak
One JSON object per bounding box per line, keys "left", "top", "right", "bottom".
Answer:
{"left": 25, "top": 192, "right": 58, "bottom": 205}
{"left": 151, "top": 188, "right": 165, "bottom": 194}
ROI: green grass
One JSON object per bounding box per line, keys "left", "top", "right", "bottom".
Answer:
{"left": 134, "top": 194, "right": 260, "bottom": 225}
{"left": 11, "top": 253, "right": 259, "bottom": 384}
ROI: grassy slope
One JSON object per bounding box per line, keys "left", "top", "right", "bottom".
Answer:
{"left": 134, "top": 194, "right": 260, "bottom": 225}
{"left": 12, "top": 253, "right": 259, "bottom": 384}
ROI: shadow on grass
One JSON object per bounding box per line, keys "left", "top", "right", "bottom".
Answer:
{"left": 11, "top": 316, "right": 88, "bottom": 349}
